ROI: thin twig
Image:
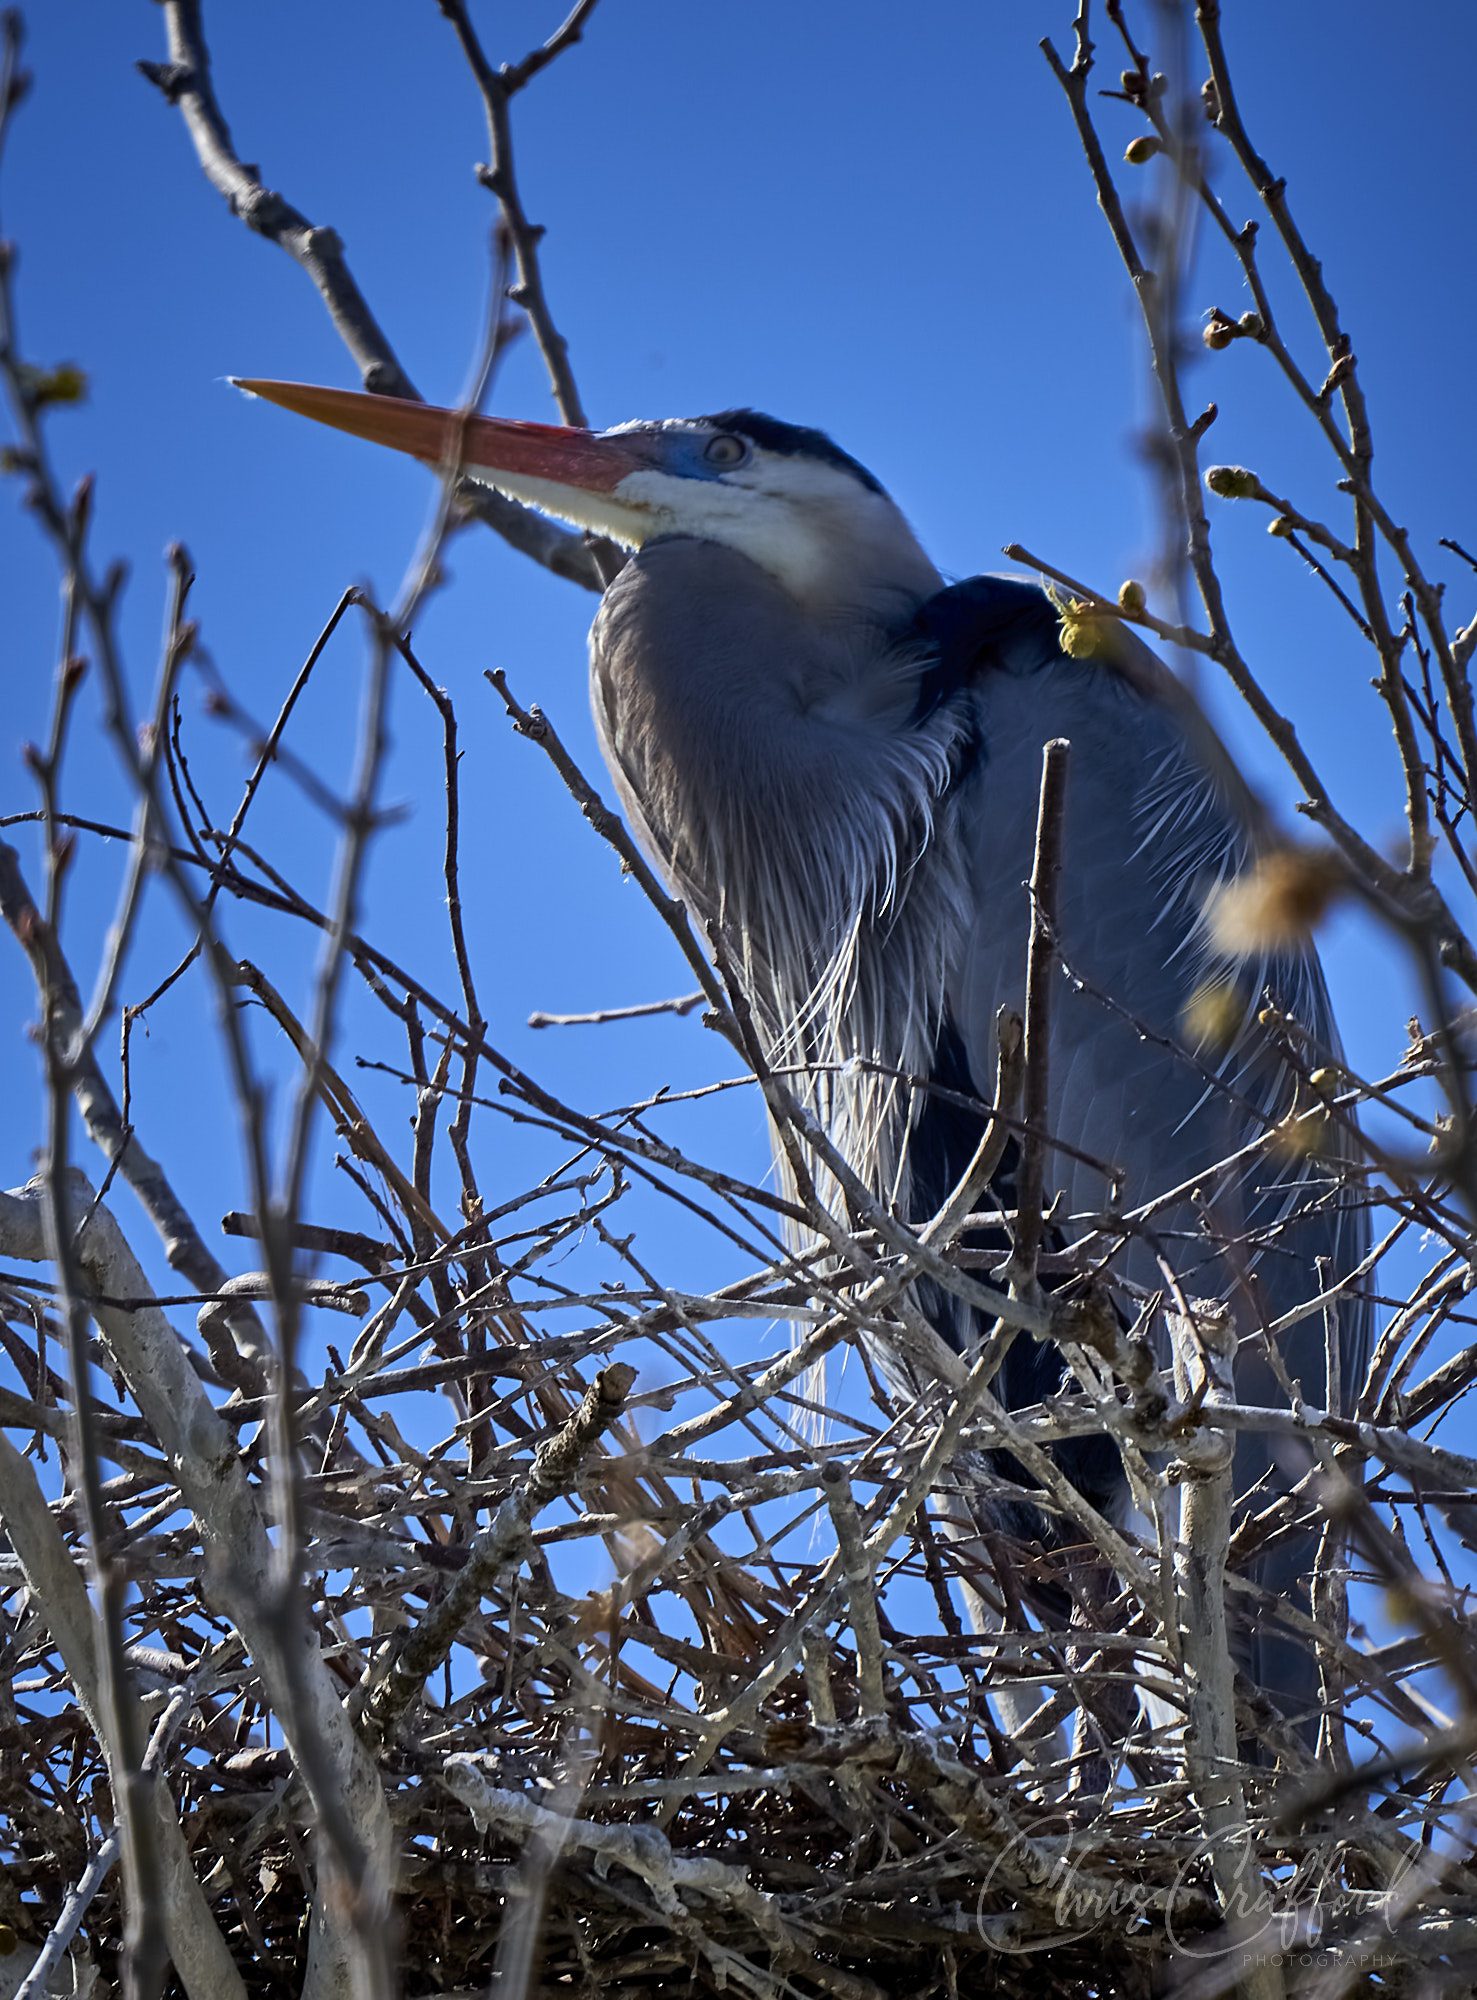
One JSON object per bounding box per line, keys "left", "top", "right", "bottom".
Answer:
{"left": 1011, "top": 738, "right": 1070, "bottom": 1289}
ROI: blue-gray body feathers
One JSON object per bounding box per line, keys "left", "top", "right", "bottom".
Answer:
{"left": 592, "top": 538, "right": 1368, "bottom": 1737}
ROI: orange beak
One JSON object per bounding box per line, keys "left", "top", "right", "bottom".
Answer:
{"left": 231, "top": 378, "right": 647, "bottom": 494}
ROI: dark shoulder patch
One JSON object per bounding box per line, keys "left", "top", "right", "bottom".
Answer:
{"left": 918, "top": 573, "right": 1060, "bottom": 657}
{"left": 697, "top": 408, "right": 886, "bottom": 496}
{"left": 910, "top": 574, "right": 1063, "bottom": 720}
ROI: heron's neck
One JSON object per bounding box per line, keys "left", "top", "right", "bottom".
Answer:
{"left": 591, "top": 536, "right": 971, "bottom": 1211}
{"left": 592, "top": 538, "right": 940, "bottom": 852}
{"left": 600, "top": 535, "right": 960, "bottom": 961}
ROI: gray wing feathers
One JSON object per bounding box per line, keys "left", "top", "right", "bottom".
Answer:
{"left": 949, "top": 630, "right": 1370, "bottom": 1730}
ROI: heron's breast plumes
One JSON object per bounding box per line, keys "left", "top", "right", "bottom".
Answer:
{"left": 590, "top": 538, "right": 974, "bottom": 1211}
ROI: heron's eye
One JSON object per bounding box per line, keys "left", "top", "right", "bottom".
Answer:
{"left": 703, "top": 433, "right": 749, "bottom": 469}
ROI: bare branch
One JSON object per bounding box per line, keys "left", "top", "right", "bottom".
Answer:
{"left": 435, "top": 0, "right": 622, "bottom": 585}
{"left": 0, "top": 1433, "right": 245, "bottom": 1999}
{"left": 141, "top": 0, "right": 603, "bottom": 589}
{"left": 0, "top": 1173, "right": 397, "bottom": 1998}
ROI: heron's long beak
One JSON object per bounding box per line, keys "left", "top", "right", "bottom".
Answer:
{"left": 232, "top": 378, "right": 655, "bottom": 538}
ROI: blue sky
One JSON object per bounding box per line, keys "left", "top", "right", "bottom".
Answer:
{"left": 3, "top": 4, "right": 1475, "bottom": 1436}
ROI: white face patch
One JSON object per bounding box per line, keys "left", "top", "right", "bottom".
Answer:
{"left": 471, "top": 443, "right": 941, "bottom": 612}
{"left": 617, "top": 458, "right": 942, "bottom": 609}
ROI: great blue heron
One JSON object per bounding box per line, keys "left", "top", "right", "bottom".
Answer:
{"left": 238, "top": 379, "right": 1369, "bottom": 1747}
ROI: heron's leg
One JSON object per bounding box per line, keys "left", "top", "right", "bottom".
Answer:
{"left": 930, "top": 1495, "right": 1072, "bottom": 1778}
{"left": 1062, "top": 1563, "right": 1146, "bottom": 1795}
{"left": 1121, "top": 1485, "right": 1183, "bottom": 1748}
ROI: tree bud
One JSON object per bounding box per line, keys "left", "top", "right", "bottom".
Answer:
{"left": 1205, "top": 465, "right": 1259, "bottom": 499}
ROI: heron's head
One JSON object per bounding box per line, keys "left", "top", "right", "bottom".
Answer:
{"left": 233, "top": 382, "right": 940, "bottom": 613}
